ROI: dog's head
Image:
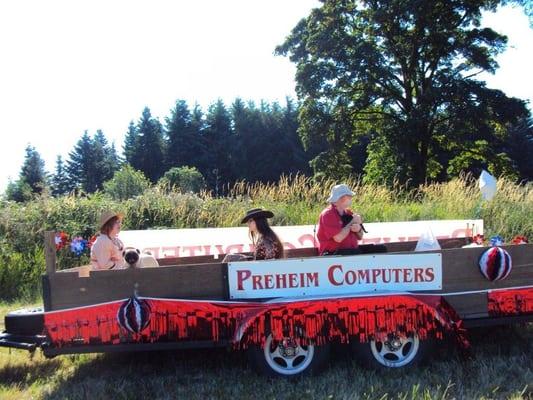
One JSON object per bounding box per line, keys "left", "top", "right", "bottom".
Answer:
{"left": 123, "top": 247, "right": 140, "bottom": 266}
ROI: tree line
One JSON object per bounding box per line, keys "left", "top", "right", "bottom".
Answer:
{"left": 5, "top": 92, "right": 533, "bottom": 202}
{"left": 5, "top": 98, "right": 317, "bottom": 201}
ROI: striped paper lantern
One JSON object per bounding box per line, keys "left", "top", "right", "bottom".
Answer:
{"left": 479, "top": 247, "right": 512, "bottom": 281}
{"left": 117, "top": 297, "right": 151, "bottom": 334}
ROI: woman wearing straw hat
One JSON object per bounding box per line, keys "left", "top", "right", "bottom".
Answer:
{"left": 317, "top": 184, "right": 364, "bottom": 256}
{"left": 90, "top": 211, "right": 125, "bottom": 269}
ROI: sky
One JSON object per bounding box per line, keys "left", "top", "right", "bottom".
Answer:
{"left": 0, "top": 1, "right": 531, "bottom": 193}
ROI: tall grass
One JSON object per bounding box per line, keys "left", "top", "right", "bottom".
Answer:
{"left": 0, "top": 175, "right": 531, "bottom": 300}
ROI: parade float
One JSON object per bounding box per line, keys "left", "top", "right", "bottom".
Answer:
{"left": 0, "top": 167, "right": 531, "bottom": 378}
{"left": 1, "top": 219, "right": 531, "bottom": 377}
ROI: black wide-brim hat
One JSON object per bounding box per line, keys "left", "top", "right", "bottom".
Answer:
{"left": 241, "top": 208, "right": 274, "bottom": 224}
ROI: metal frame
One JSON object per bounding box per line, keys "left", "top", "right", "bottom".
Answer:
{"left": 42, "top": 339, "right": 230, "bottom": 357}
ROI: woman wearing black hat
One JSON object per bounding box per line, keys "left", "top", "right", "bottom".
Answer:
{"left": 241, "top": 208, "right": 284, "bottom": 260}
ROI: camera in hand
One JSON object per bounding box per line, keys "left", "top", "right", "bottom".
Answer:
{"left": 340, "top": 213, "right": 368, "bottom": 233}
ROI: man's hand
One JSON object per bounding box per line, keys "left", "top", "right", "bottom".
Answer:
{"left": 351, "top": 214, "right": 362, "bottom": 224}
{"left": 350, "top": 223, "right": 361, "bottom": 233}
{"left": 349, "top": 213, "right": 364, "bottom": 237}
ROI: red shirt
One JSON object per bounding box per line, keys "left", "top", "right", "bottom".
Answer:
{"left": 317, "top": 205, "right": 359, "bottom": 255}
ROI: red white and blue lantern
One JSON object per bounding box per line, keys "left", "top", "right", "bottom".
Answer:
{"left": 479, "top": 247, "right": 512, "bottom": 281}
{"left": 117, "top": 297, "right": 152, "bottom": 334}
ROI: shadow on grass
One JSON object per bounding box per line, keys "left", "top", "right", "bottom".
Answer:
{"left": 0, "top": 355, "right": 62, "bottom": 385}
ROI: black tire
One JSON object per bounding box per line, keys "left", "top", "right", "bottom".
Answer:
{"left": 351, "top": 333, "right": 434, "bottom": 370}
{"left": 4, "top": 307, "right": 44, "bottom": 336}
{"left": 247, "top": 334, "right": 330, "bottom": 378}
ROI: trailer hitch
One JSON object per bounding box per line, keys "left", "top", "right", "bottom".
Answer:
{"left": 0, "top": 331, "right": 47, "bottom": 353}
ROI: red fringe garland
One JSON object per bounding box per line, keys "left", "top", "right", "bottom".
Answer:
{"left": 44, "top": 294, "right": 468, "bottom": 349}
{"left": 488, "top": 288, "right": 533, "bottom": 317}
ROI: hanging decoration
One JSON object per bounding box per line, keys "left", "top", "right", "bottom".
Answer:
{"left": 478, "top": 246, "right": 512, "bottom": 281}
{"left": 43, "top": 294, "right": 469, "bottom": 350}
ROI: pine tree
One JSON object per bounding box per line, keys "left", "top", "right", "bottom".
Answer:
{"left": 66, "top": 131, "right": 95, "bottom": 192}
{"left": 94, "top": 130, "right": 119, "bottom": 185}
{"left": 204, "top": 99, "right": 235, "bottom": 192}
{"left": 232, "top": 98, "right": 261, "bottom": 181}
{"left": 123, "top": 121, "right": 138, "bottom": 165}
{"left": 190, "top": 103, "right": 208, "bottom": 173}
{"left": 51, "top": 155, "right": 72, "bottom": 196}
{"left": 165, "top": 100, "right": 199, "bottom": 170}
{"left": 20, "top": 145, "right": 47, "bottom": 194}
{"left": 130, "top": 107, "right": 166, "bottom": 182}
{"left": 281, "top": 97, "right": 310, "bottom": 175}
{"left": 109, "top": 143, "right": 121, "bottom": 170}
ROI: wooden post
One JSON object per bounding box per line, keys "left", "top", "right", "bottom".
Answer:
{"left": 44, "top": 231, "right": 56, "bottom": 275}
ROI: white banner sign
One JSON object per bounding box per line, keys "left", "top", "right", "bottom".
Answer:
{"left": 227, "top": 253, "right": 443, "bottom": 299}
{"left": 119, "top": 219, "right": 483, "bottom": 259}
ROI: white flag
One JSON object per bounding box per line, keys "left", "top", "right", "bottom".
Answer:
{"left": 479, "top": 170, "right": 497, "bottom": 201}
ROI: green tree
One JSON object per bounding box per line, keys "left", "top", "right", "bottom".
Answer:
{"left": 5, "top": 179, "right": 33, "bottom": 202}
{"left": 203, "top": 100, "right": 235, "bottom": 192}
{"left": 165, "top": 100, "right": 204, "bottom": 171}
{"left": 504, "top": 118, "right": 533, "bottom": 181}
{"left": 66, "top": 130, "right": 118, "bottom": 193}
{"left": 94, "top": 130, "right": 120, "bottom": 184}
{"left": 103, "top": 164, "right": 151, "bottom": 200}
{"left": 51, "top": 155, "right": 72, "bottom": 196}
{"left": 66, "top": 131, "right": 95, "bottom": 192}
{"left": 123, "top": 120, "right": 138, "bottom": 165}
{"left": 281, "top": 97, "right": 311, "bottom": 175}
{"left": 363, "top": 134, "right": 403, "bottom": 185}
{"left": 276, "top": 0, "right": 530, "bottom": 186}
{"left": 19, "top": 145, "right": 47, "bottom": 194}
{"left": 232, "top": 98, "right": 262, "bottom": 181}
{"left": 130, "top": 107, "right": 166, "bottom": 182}
{"left": 158, "top": 166, "right": 206, "bottom": 193}
{"left": 232, "top": 98, "right": 310, "bottom": 183}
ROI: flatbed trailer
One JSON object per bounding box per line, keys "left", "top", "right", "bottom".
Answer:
{"left": 1, "top": 231, "right": 532, "bottom": 376}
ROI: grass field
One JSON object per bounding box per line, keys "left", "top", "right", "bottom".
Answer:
{"left": 1, "top": 302, "right": 532, "bottom": 400}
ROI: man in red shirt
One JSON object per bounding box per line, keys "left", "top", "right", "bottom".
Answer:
{"left": 317, "top": 184, "right": 364, "bottom": 255}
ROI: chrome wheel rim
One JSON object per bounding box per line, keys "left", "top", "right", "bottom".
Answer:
{"left": 370, "top": 333, "right": 420, "bottom": 368}
{"left": 263, "top": 334, "right": 315, "bottom": 375}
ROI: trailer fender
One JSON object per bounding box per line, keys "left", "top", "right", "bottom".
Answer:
{"left": 234, "top": 294, "right": 469, "bottom": 349}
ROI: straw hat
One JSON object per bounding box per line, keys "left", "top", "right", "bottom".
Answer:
{"left": 99, "top": 210, "right": 123, "bottom": 230}
{"left": 327, "top": 184, "right": 355, "bottom": 203}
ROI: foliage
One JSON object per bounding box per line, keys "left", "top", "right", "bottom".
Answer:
{"left": 158, "top": 166, "right": 206, "bottom": 193}
{"left": 19, "top": 145, "right": 48, "bottom": 194}
{"left": 276, "top": 0, "right": 531, "bottom": 186}
{"left": 66, "top": 130, "right": 119, "bottom": 193}
{"left": 4, "top": 179, "right": 33, "bottom": 203}
{"left": 126, "top": 107, "right": 166, "bottom": 182}
{"left": 51, "top": 156, "right": 71, "bottom": 196}
{"left": 103, "top": 165, "right": 151, "bottom": 201}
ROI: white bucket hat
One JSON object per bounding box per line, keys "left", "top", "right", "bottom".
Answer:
{"left": 327, "top": 184, "right": 355, "bottom": 203}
